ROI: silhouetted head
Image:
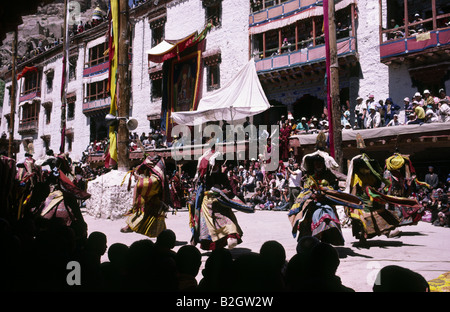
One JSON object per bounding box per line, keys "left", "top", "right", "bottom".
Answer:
{"left": 310, "top": 242, "right": 340, "bottom": 277}
{"left": 176, "top": 245, "right": 202, "bottom": 276}
{"left": 260, "top": 240, "right": 286, "bottom": 271}
{"left": 373, "top": 265, "right": 429, "bottom": 292}
{"left": 156, "top": 229, "right": 176, "bottom": 250}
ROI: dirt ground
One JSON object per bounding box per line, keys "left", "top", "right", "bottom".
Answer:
{"left": 83, "top": 208, "right": 450, "bottom": 292}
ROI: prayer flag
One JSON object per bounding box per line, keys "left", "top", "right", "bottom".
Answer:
{"left": 107, "top": 0, "right": 119, "bottom": 167}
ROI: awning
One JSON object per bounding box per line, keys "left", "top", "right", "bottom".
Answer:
{"left": 171, "top": 59, "right": 270, "bottom": 126}
{"left": 147, "top": 24, "right": 212, "bottom": 63}
{"left": 147, "top": 31, "right": 198, "bottom": 63}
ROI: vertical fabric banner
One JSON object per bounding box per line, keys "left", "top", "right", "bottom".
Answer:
{"left": 106, "top": 0, "right": 119, "bottom": 168}
{"left": 60, "top": 0, "right": 69, "bottom": 154}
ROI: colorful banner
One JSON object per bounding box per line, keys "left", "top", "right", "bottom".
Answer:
{"left": 17, "top": 66, "right": 38, "bottom": 80}
{"left": 106, "top": 0, "right": 119, "bottom": 168}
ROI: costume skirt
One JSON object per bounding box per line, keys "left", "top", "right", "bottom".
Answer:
{"left": 196, "top": 192, "right": 243, "bottom": 251}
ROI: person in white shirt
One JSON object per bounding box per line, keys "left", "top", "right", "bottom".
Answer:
{"left": 425, "top": 108, "right": 439, "bottom": 123}
{"left": 287, "top": 162, "right": 302, "bottom": 208}
{"left": 354, "top": 96, "right": 366, "bottom": 129}
{"left": 439, "top": 99, "right": 450, "bottom": 122}
{"left": 241, "top": 171, "right": 256, "bottom": 194}
{"left": 365, "top": 104, "right": 381, "bottom": 128}
{"left": 387, "top": 114, "right": 401, "bottom": 126}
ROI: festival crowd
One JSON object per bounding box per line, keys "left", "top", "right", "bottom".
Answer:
{"left": 0, "top": 134, "right": 448, "bottom": 293}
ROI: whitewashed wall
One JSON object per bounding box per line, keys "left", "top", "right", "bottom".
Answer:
{"left": 355, "top": 0, "right": 389, "bottom": 102}
{"left": 129, "top": 17, "right": 158, "bottom": 136}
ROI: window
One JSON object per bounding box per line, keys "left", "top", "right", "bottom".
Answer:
{"left": 45, "top": 107, "right": 51, "bottom": 124}
{"left": 22, "top": 70, "right": 41, "bottom": 96}
{"left": 205, "top": 52, "right": 221, "bottom": 91}
{"left": 150, "top": 17, "right": 166, "bottom": 48}
{"left": 207, "top": 64, "right": 220, "bottom": 91}
{"left": 67, "top": 102, "right": 75, "bottom": 120}
{"left": 69, "top": 56, "right": 77, "bottom": 81}
{"left": 46, "top": 70, "right": 54, "bottom": 93}
{"left": 149, "top": 66, "right": 163, "bottom": 100}
{"left": 43, "top": 102, "right": 52, "bottom": 124}
{"left": 203, "top": 0, "right": 222, "bottom": 27}
{"left": 19, "top": 101, "right": 40, "bottom": 133}
{"left": 86, "top": 42, "right": 108, "bottom": 67}
{"left": 151, "top": 79, "right": 163, "bottom": 100}
{"left": 84, "top": 79, "right": 108, "bottom": 102}
{"left": 21, "top": 102, "right": 39, "bottom": 122}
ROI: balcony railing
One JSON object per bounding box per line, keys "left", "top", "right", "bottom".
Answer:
{"left": 255, "top": 36, "right": 356, "bottom": 72}
{"left": 380, "top": 28, "right": 450, "bottom": 61}
{"left": 18, "top": 118, "right": 39, "bottom": 134}
{"left": 19, "top": 88, "right": 41, "bottom": 103}
{"left": 82, "top": 97, "right": 111, "bottom": 115}
{"left": 250, "top": 0, "right": 320, "bottom": 27}
{"left": 83, "top": 61, "right": 109, "bottom": 78}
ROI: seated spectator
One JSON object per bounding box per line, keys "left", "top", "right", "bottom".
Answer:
{"left": 373, "top": 265, "right": 429, "bottom": 292}
{"left": 250, "top": 188, "right": 267, "bottom": 209}
{"left": 383, "top": 97, "right": 401, "bottom": 126}
{"left": 439, "top": 99, "right": 450, "bottom": 122}
{"left": 176, "top": 245, "right": 202, "bottom": 291}
{"left": 407, "top": 101, "right": 426, "bottom": 124}
{"left": 386, "top": 114, "right": 401, "bottom": 126}
{"left": 425, "top": 108, "right": 439, "bottom": 123}
{"left": 296, "top": 117, "right": 309, "bottom": 133}
{"left": 241, "top": 171, "right": 256, "bottom": 194}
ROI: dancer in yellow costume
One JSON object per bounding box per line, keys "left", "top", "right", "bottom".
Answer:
{"left": 121, "top": 155, "right": 170, "bottom": 237}
{"left": 345, "top": 148, "right": 427, "bottom": 242}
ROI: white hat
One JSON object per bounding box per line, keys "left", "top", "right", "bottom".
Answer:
{"left": 424, "top": 89, "right": 430, "bottom": 94}
{"left": 426, "top": 109, "right": 434, "bottom": 115}
{"left": 414, "top": 92, "right": 421, "bottom": 97}
{"left": 412, "top": 100, "right": 419, "bottom": 105}
{"left": 356, "top": 96, "right": 363, "bottom": 101}
{"left": 404, "top": 97, "right": 410, "bottom": 102}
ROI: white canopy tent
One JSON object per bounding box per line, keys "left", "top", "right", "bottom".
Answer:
{"left": 171, "top": 59, "right": 270, "bottom": 126}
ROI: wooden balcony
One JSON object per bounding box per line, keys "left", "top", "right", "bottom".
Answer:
{"left": 19, "top": 88, "right": 41, "bottom": 103}
{"left": 255, "top": 36, "right": 356, "bottom": 73}
{"left": 82, "top": 97, "right": 111, "bottom": 116}
{"left": 18, "top": 118, "right": 39, "bottom": 135}
{"left": 380, "top": 28, "right": 450, "bottom": 63}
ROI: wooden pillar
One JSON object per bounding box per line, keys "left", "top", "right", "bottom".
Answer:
{"left": 324, "top": 0, "right": 343, "bottom": 170}
{"left": 295, "top": 21, "right": 298, "bottom": 51}
{"left": 432, "top": 0, "right": 437, "bottom": 30}
{"left": 351, "top": 3, "right": 355, "bottom": 38}
{"left": 8, "top": 30, "right": 18, "bottom": 159}
{"left": 312, "top": 16, "right": 316, "bottom": 47}
{"left": 404, "top": 0, "right": 409, "bottom": 37}
{"left": 263, "top": 32, "right": 266, "bottom": 58}
{"left": 117, "top": 0, "right": 131, "bottom": 171}
{"left": 278, "top": 28, "right": 282, "bottom": 53}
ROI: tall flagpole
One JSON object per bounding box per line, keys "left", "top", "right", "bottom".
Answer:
{"left": 60, "top": 0, "right": 69, "bottom": 154}
{"left": 8, "top": 29, "right": 18, "bottom": 159}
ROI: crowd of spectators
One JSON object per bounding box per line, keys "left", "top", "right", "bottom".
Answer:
{"left": 288, "top": 87, "right": 450, "bottom": 137}
{"left": 11, "top": 11, "right": 105, "bottom": 69}
{"left": 0, "top": 217, "right": 431, "bottom": 292}
{"left": 0, "top": 142, "right": 446, "bottom": 293}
